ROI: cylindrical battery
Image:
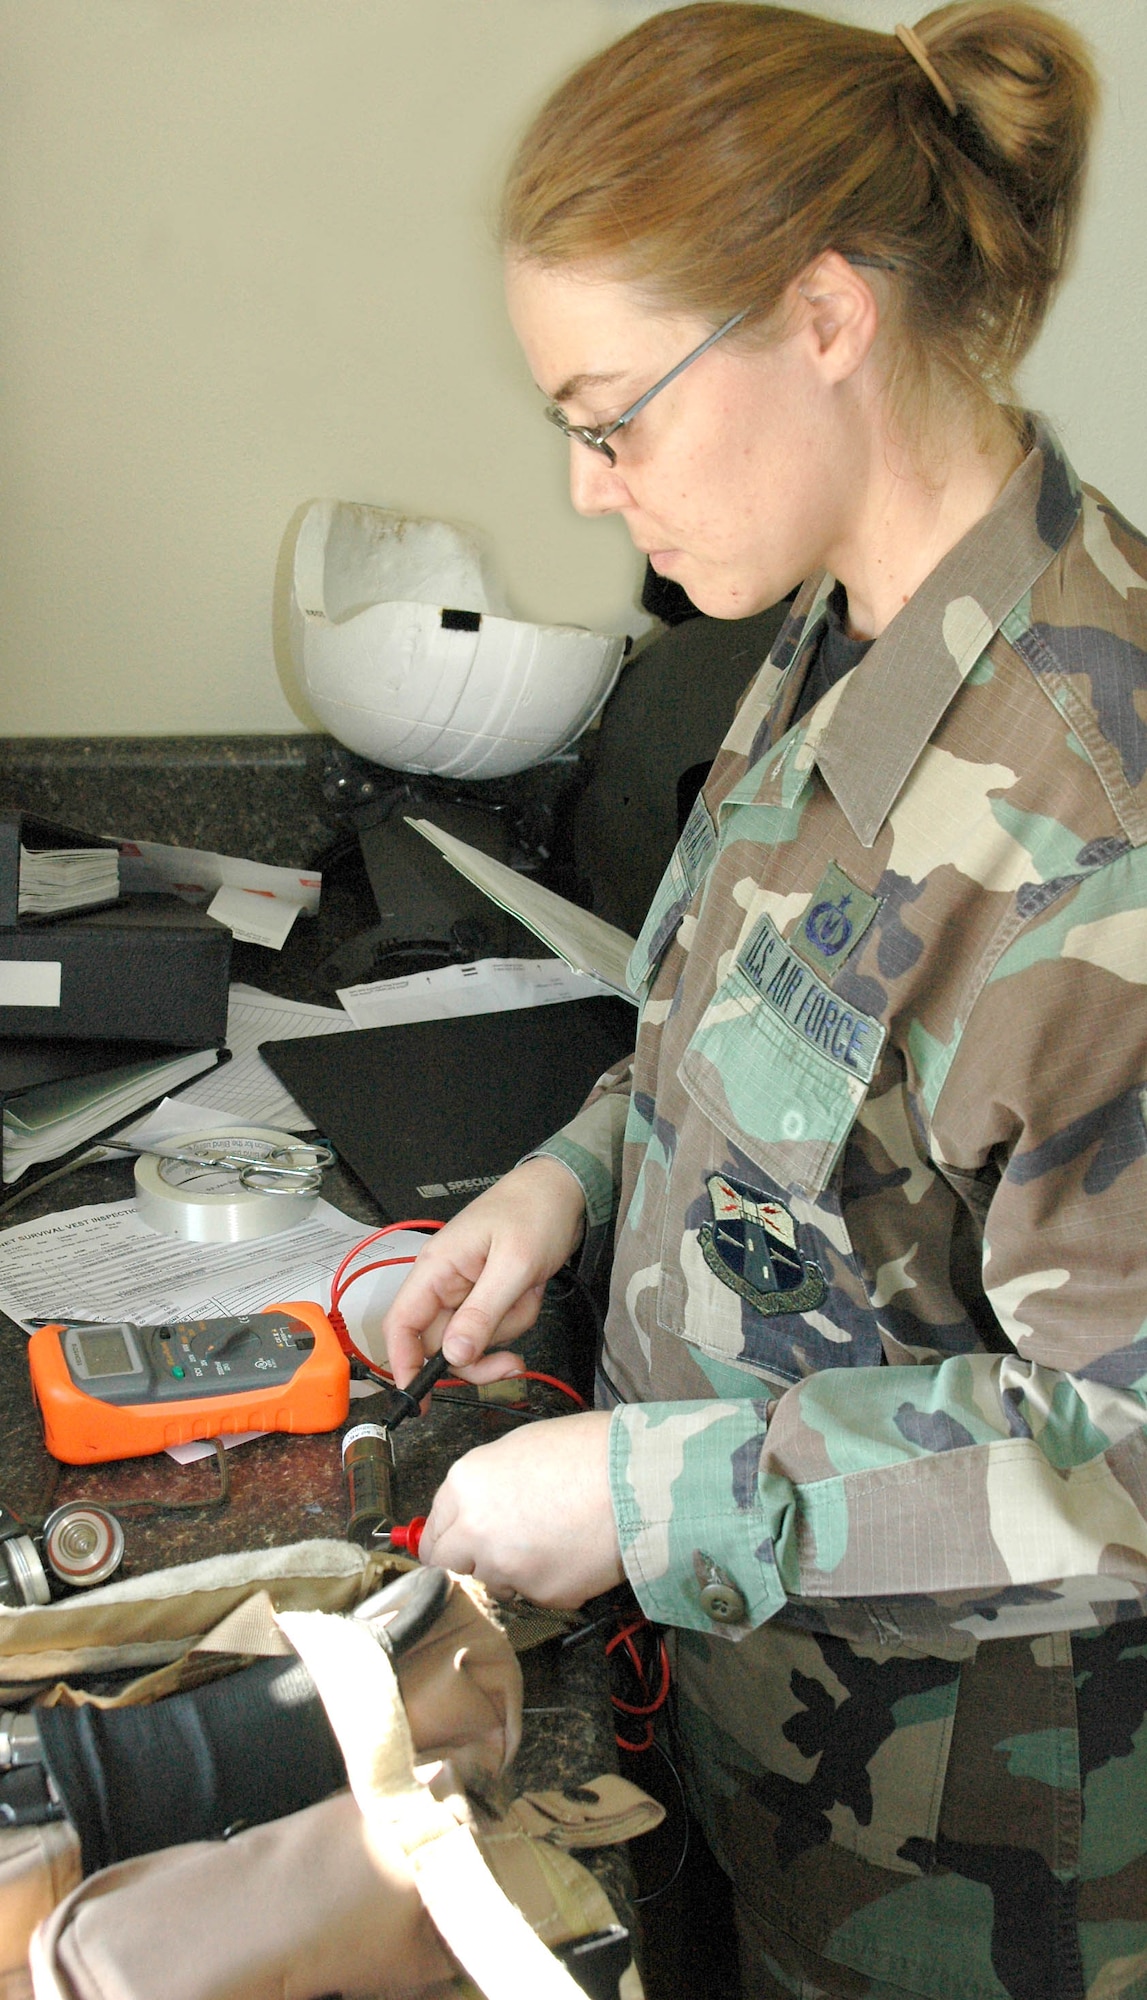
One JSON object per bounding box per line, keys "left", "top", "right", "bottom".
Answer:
{"left": 0, "top": 1533, "right": 50, "bottom": 1608}
{"left": 42, "top": 1503, "right": 125, "bottom": 1589}
{"left": 341, "top": 1422, "right": 395, "bottom": 1545}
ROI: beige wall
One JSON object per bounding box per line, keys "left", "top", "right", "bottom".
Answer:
{"left": 1, "top": 0, "right": 1143, "bottom": 737}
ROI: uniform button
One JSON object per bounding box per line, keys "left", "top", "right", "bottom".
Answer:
{"left": 699, "top": 1579, "right": 747, "bottom": 1625}
{"left": 693, "top": 1550, "right": 747, "bottom": 1625}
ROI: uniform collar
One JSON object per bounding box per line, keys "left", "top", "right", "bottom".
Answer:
{"left": 789, "top": 418, "right": 1082, "bottom": 849}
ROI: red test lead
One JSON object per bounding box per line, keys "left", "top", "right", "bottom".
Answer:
{"left": 388, "top": 1518, "right": 427, "bottom": 1558}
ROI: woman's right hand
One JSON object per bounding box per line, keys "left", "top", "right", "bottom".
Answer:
{"left": 379, "top": 1156, "right": 587, "bottom": 1390}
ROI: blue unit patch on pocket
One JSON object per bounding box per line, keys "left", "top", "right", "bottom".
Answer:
{"left": 698, "top": 1172, "right": 826, "bottom": 1316}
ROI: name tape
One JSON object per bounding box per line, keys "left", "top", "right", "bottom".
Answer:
{"left": 737, "top": 914, "right": 885, "bottom": 1083}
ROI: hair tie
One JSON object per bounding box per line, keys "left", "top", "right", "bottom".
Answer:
{"left": 895, "top": 22, "right": 957, "bottom": 116}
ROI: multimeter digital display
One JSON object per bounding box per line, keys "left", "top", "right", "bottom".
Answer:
{"left": 28, "top": 1301, "right": 350, "bottom": 1463}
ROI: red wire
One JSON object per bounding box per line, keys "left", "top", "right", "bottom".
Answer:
{"left": 607, "top": 1614, "right": 670, "bottom": 1750}
{"left": 330, "top": 1222, "right": 444, "bottom": 1310}
{"left": 327, "top": 1222, "right": 443, "bottom": 1371}
{"left": 326, "top": 1222, "right": 585, "bottom": 1408}
{"left": 520, "top": 1371, "right": 586, "bottom": 1410}
{"left": 606, "top": 1619, "right": 648, "bottom": 1653}
{"left": 617, "top": 1721, "right": 655, "bottom": 1754}
{"left": 331, "top": 1255, "right": 419, "bottom": 1319}
{"left": 611, "top": 1639, "right": 670, "bottom": 1716}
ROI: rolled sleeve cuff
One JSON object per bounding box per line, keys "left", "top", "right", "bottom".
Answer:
{"left": 608, "top": 1400, "right": 794, "bottom": 1634}
{"left": 530, "top": 1133, "right": 616, "bottom": 1233}
{"left": 527, "top": 1133, "right": 618, "bottom": 1284}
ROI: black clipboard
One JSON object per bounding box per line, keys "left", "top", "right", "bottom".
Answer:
{"left": 259, "top": 997, "right": 635, "bottom": 1221}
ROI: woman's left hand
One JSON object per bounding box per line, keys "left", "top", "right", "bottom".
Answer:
{"left": 418, "top": 1410, "right": 623, "bottom": 1608}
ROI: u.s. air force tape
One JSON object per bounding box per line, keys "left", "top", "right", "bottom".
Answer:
{"left": 736, "top": 914, "right": 885, "bottom": 1083}
{"left": 133, "top": 1128, "right": 322, "bottom": 1243}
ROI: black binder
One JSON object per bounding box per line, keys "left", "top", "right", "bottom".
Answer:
{"left": 0, "top": 814, "right": 121, "bottom": 928}
{"left": 0, "top": 1039, "right": 230, "bottom": 1186}
{"left": 259, "top": 996, "right": 635, "bottom": 1221}
{"left": 0, "top": 896, "right": 231, "bottom": 1045}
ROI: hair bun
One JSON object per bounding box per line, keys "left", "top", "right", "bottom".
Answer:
{"left": 917, "top": 3, "right": 1096, "bottom": 215}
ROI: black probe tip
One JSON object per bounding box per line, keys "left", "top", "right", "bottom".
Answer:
{"left": 388, "top": 1348, "right": 451, "bottom": 1425}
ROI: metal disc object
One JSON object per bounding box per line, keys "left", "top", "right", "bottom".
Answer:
{"left": 42, "top": 1503, "right": 125, "bottom": 1589}
{"left": 0, "top": 1532, "right": 52, "bottom": 1607}
{"left": 133, "top": 1127, "right": 322, "bottom": 1242}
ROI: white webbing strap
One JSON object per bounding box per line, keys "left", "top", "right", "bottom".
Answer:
{"left": 279, "top": 1608, "right": 584, "bottom": 2000}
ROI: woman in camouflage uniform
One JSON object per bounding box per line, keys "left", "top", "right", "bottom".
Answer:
{"left": 384, "top": 8, "right": 1147, "bottom": 1996}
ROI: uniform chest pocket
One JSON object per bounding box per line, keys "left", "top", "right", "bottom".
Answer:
{"left": 677, "top": 921, "right": 885, "bottom": 1196}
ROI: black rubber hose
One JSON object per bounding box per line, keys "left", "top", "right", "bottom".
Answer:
{"left": 36, "top": 1565, "right": 449, "bottom": 1873}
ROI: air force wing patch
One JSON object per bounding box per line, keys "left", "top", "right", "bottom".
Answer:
{"left": 698, "top": 1172, "right": 826, "bottom": 1316}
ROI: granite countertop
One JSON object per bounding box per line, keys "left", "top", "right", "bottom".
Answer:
{"left": 0, "top": 735, "right": 633, "bottom": 1937}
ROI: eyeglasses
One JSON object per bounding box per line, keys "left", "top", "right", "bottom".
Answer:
{"left": 544, "top": 310, "right": 747, "bottom": 466}
{"left": 542, "top": 256, "right": 899, "bottom": 466}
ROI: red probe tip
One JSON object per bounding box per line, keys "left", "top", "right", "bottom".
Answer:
{"left": 389, "top": 1517, "right": 426, "bottom": 1557}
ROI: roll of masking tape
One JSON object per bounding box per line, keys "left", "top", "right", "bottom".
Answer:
{"left": 133, "top": 1128, "right": 322, "bottom": 1243}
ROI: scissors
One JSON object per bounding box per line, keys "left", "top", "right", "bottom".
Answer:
{"left": 100, "top": 1137, "right": 334, "bottom": 1196}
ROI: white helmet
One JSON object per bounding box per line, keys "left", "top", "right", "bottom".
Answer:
{"left": 289, "top": 500, "right": 627, "bottom": 781}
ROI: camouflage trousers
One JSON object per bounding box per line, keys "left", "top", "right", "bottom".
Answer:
{"left": 671, "top": 1614, "right": 1147, "bottom": 2000}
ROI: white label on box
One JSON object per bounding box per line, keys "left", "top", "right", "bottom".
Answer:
{"left": 0, "top": 962, "right": 62, "bottom": 1006}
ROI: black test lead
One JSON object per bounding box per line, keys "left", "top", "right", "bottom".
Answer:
{"left": 341, "top": 1349, "right": 452, "bottom": 1546}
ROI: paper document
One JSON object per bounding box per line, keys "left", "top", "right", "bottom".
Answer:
{"left": 111, "top": 1094, "right": 296, "bottom": 1156}
{"left": 407, "top": 819, "right": 637, "bottom": 999}
{"left": 18, "top": 844, "right": 119, "bottom": 917}
{"left": 159, "top": 984, "right": 355, "bottom": 1131}
{"left": 206, "top": 885, "right": 303, "bottom": 951}
{"left": 117, "top": 839, "right": 321, "bottom": 910}
{"left": 4, "top": 1047, "right": 223, "bottom": 1181}
{"left": 337, "top": 954, "right": 616, "bottom": 1030}
{"left": 116, "top": 840, "right": 321, "bottom": 953}
{"left": 0, "top": 1199, "right": 427, "bottom": 1360}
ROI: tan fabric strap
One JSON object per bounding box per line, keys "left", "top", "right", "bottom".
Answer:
{"left": 511, "top": 1776, "right": 665, "bottom": 1850}
{"left": 279, "top": 1608, "right": 585, "bottom": 2000}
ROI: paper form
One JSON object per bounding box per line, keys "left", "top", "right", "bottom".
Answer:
{"left": 115, "top": 840, "right": 321, "bottom": 910}
{"left": 0, "top": 1198, "right": 427, "bottom": 1349}
{"left": 114, "top": 839, "right": 321, "bottom": 955}
{"left": 115, "top": 844, "right": 321, "bottom": 960}
{"left": 407, "top": 818, "right": 638, "bottom": 998}
{"left": 171, "top": 984, "right": 355, "bottom": 1131}
{"left": 336, "top": 955, "right": 615, "bottom": 1030}
{"left": 206, "top": 884, "right": 303, "bottom": 951}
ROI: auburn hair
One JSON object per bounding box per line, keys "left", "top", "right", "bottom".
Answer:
{"left": 500, "top": 3, "right": 1097, "bottom": 413}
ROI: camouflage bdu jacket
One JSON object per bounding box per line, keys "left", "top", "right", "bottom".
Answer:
{"left": 539, "top": 420, "right": 1147, "bottom": 1655}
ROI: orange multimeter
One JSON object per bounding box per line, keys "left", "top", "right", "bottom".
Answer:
{"left": 27, "top": 1301, "right": 350, "bottom": 1465}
